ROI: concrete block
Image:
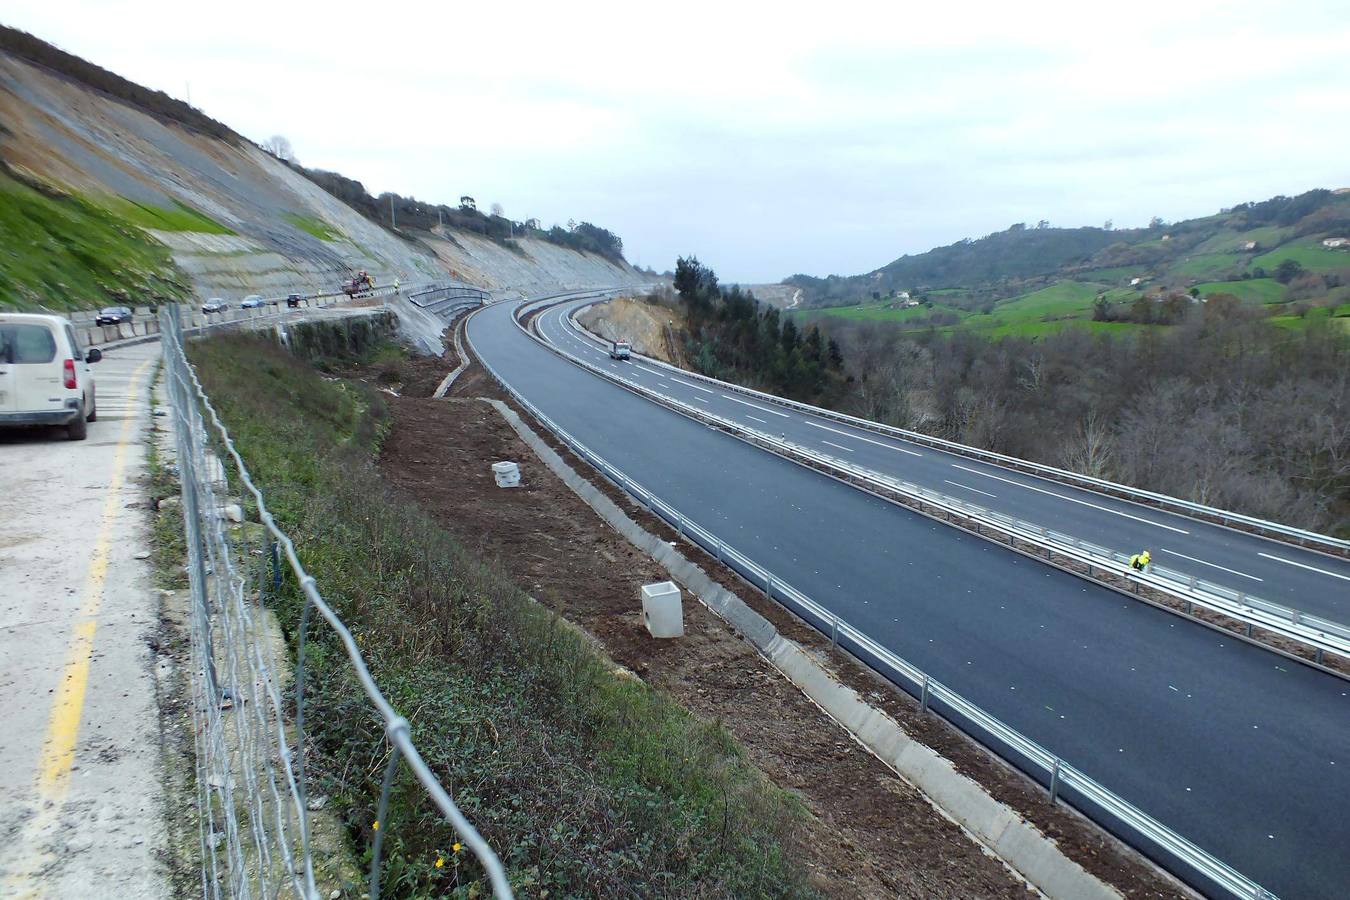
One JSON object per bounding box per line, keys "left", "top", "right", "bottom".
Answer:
{"left": 641, "top": 581, "right": 683, "bottom": 638}
{"left": 492, "top": 461, "right": 520, "bottom": 487}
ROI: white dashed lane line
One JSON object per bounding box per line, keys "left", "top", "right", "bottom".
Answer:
{"left": 944, "top": 479, "right": 996, "bottom": 498}
{"left": 805, "top": 420, "right": 923, "bottom": 456}
{"left": 1257, "top": 552, "right": 1350, "bottom": 582}
{"left": 950, "top": 464, "right": 1190, "bottom": 535}
{"left": 746, "top": 415, "right": 768, "bottom": 424}
{"left": 668, "top": 376, "right": 716, "bottom": 394}
{"left": 1161, "top": 548, "right": 1263, "bottom": 582}
{"left": 720, "top": 394, "right": 791, "bottom": 418}
{"left": 820, "top": 440, "right": 854, "bottom": 453}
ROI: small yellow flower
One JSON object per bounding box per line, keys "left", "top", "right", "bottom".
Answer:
{"left": 452, "top": 842, "right": 463, "bottom": 854}
{"left": 435, "top": 856, "right": 445, "bottom": 869}
{"left": 372, "top": 820, "right": 379, "bottom": 831}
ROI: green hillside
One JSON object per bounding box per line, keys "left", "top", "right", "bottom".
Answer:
{"left": 788, "top": 188, "right": 1350, "bottom": 337}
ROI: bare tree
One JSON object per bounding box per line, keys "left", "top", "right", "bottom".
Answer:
{"left": 1060, "top": 410, "right": 1115, "bottom": 478}
{"left": 262, "top": 134, "right": 296, "bottom": 163}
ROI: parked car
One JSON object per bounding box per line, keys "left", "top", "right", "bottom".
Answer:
{"left": 241, "top": 295, "right": 266, "bottom": 309}
{"left": 95, "top": 306, "right": 133, "bottom": 326}
{"left": 286, "top": 293, "right": 304, "bottom": 308}
{"left": 0, "top": 313, "right": 102, "bottom": 440}
{"left": 201, "top": 299, "right": 228, "bottom": 314}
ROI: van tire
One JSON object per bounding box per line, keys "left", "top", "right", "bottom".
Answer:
{"left": 67, "top": 403, "right": 88, "bottom": 440}
{"left": 87, "top": 393, "right": 97, "bottom": 422}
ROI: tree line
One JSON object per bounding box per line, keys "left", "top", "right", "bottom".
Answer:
{"left": 674, "top": 257, "right": 845, "bottom": 403}
{"left": 824, "top": 306, "right": 1349, "bottom": 535}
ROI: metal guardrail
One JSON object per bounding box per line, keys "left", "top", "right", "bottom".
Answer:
{"left": 467, "top": 300, "right": 1277, "bottom": 900}
{"left": 159, "top": 305, "right": 513, "bottom": 899}
{"left": 562, "top": 304, "right": 1349, "bottom": 557}
{"left": 408, "top": 282, "right": 490, "bottom": 310}
{"left": 528, "top": 306, "right": 1349, "bottom": 665}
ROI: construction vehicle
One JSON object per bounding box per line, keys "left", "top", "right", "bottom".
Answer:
{"left": 342, "top": 270, "right": 375, "bottom": 296}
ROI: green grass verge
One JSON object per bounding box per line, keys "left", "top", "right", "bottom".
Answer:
{"left": 283, "top": 212, "right": 343, "bottom": 242}
{"left": 189, "top": 333, "right": 815, "bottom": 898}
{"left": 1253, "top": 240, "right": 1350, "bottom": 274}
{"left": 1192, "top": 278, "right": 1285, "bottom": 304}
{"left": 104, "top": 197, "right": 234, "bottom": 233}
{"left": 0, "top": 171, "right": 189, "bottom": 310}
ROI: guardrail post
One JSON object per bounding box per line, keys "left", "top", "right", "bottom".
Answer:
{"left": 765, "top": 574, "right": 774, "bottom": 597}
{"left": 1049, "top": 757, "right": 1061, "bottom": 804}
{"left": 1316, "top": 648, "right": 1324, "bottom": 665}
{"left": 830, "top": 616, "right": 840, "bottom": 652}
{"left": 715, "top": 538, "right": 724, "bottom": 562}
{"left": 1246, "top": 622, "right": 1254, "bottom": 637}
{"left": 920, "top": 675, "right": 930, "bottom": 712}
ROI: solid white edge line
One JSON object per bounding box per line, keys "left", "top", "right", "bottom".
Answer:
{"left": 721, "top": 394, "right": 791, "bottom": 418}
{"left": 1257, "top": 552, "right": 1350, "bottom": 582}
{"left": 805, "top": 420, "right": 922, "bottom": 456}
{"left": 821, "top": 439, "right": 855, "bottom": 453}
{"left": 944, "top": 479, "right": 997, "bottom": 499}
{"left": 951, "top": 464, "right": 1190, "bottom": 535}
{"left": 1160, "top": 548, "right": 1263, "bottom": 582}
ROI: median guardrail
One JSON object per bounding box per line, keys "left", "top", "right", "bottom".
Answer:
{"left": 466, "top": 300, "right": 1278, "bottom": 900}
{"left": 563, "top": 302, "right": 1349, "bottom": 559}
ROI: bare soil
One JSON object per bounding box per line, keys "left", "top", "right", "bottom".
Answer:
{"left": 362, "top": 349, "right": 1187, "bottom": 899}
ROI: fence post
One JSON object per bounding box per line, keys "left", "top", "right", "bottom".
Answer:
{"left": 920, "top": 675, "right": 930, "bottom": 712}
{"left": 1049, "top": 757, "right": 1061, "bottom": 803}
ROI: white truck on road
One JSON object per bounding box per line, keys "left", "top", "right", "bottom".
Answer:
{"left": 609, "top": 340, "right": 631, "bottom": 360}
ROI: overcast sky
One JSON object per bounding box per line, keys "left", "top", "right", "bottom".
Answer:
{"left": 6, "top": 1, "right": 1348, "bottom": 281}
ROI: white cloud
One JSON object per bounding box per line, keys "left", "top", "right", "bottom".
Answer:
{"left": 5, "top": 0, "right": 1348, "bottom": 280}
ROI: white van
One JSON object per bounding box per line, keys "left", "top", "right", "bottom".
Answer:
{"left": 0, "top": 313, "right": 102, "bottom": 440}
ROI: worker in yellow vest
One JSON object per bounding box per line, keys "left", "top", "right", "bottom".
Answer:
{"left": 1129, "top": 550, "right": 1152, "bottom": 572}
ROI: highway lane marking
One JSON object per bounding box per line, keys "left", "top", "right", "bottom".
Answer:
{"left": 805, "top": 420, "right": 923, "bottom": 456}
{"left": 944, "top": 479, "right": 996, "bottom": 498}
{"left": 693, "top": 396, "right": 709, "bottom": 403}
{"left": 1257, "top": 552, "right": 1350, "bottom": 582}
{"left": 668, "top": 376, "right": 716, "bottom": 394}
{"left": 821, "top": 440, "right": 855, "bottom": 453}
{"left": 721, "top": 394, "right": 791, "bottom": 418}
{"left": 635, "top": 363, "right": 666, "bottom": 377}
{"left": 950, "top": 464, "right": 1190, "bottom": 535}
{"left": 746, "top": 415, "right": 768, "bottom": 424}
{"left": 1160, "top": 548, "right": 1263, "bottom": 582}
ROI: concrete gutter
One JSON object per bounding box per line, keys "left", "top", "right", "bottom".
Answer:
{"left": 483, "top": 397, "right": 1121, "bottom": 900}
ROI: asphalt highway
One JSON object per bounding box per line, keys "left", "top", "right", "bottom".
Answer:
{"left": 534, "top": 298, "right": 1350, "bottom": 625}
{"left": 468, "top": 296, "right": 1350, "bottom": 898}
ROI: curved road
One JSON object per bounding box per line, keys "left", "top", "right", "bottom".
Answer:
{"left": 536, "top": 298, "right": 1350, "bottom": 623}
{"left": 468, "top": 296, "right": 1350, "bottom": 898}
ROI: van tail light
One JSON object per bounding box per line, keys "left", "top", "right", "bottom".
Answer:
{"left": 63, "top": 358, "right": 77, "bottom": 389}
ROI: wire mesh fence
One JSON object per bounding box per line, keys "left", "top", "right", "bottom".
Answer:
{"left": 158, "top": 305, "right": 512, "bottom": 899}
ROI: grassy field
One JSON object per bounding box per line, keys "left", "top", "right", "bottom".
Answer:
{"left": 283, "top": 211, "right": 343, "bottom": 241}
{"left": 1253, "top": 240, "right": 1350, "bottom": 273}
{"left": 189, "top": 334, "right": 816, "bottom": 898}
{"left": 956, "top": 280, "right": 1101, "bottom": 329}
{"left": 0, "top": 171, "right": 188, "bottom": 310}
{"left": 105, "top": 197, "right": 233, "bottom": 233}
{"left": 1192, "top": 278, "right": 1286, "bottom": 304}
{"left": 1171, "top": 253, "right": 1245, "bottom": 278}
{"left": 797, "top": 299, "right": 965, "bottom": 323}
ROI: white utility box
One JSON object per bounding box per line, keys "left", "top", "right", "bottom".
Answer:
{"left": 492, "top": 461, "right": 520, "bottom": 488}
{"left": 641, "top": 581, "right": 684, "bottom": 638}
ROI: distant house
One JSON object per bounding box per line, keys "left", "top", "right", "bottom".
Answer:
{"left": 1130, "top": 277, "right": 1143, "bottom": 286}
{"left": 897, "top": 291, "right": 910, "bottom": 301}
{"left": 1239, "top": 241, "right": 1257, "bottom": 251}
{"left": 1323, "top": 237, "right": 1348, "bottom": 248}
{"left": 902, "top": 299, "right": 920, "bottom": 308}
{"left": 1160, "top": 234, "right": 1171, "bottom": 242}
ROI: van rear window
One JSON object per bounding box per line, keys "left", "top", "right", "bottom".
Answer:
{"left": 0, "top": 324, "right": 58, "bottom": 364}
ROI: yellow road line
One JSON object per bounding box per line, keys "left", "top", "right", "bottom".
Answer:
{"left": 2, "top": 356, "right": 154, "bottom": 895}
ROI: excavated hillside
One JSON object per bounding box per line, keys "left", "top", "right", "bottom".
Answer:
{"left": 0, "top": 41, "right": 639, "bottom": 308}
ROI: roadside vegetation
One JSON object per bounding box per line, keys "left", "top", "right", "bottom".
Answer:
{"left": 0, "top": 168, "right": 189, "bottom": 311}
{"left": 188, "top": 332, "right": 815, "bottom": 898}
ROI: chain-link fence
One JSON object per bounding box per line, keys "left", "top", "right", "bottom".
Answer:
{"left": 158, "top": 306, "right": 512, "bottom": 899}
